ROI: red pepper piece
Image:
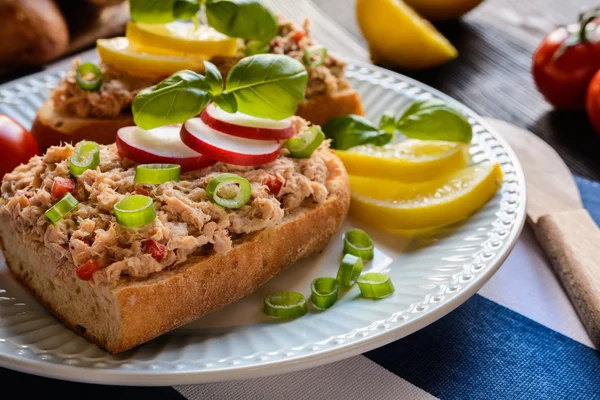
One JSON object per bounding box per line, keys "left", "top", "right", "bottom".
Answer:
{"left": 264, "top": 175, "right": 284, "bottom": 196}
{"left": 75, "top": 259, "right": 101, "bottom": 281}
{"left": 52, "top": 177, "right": 75, "bottom": 199}
{"left": 144, "top": 239, "right": 167, "bottom": 262}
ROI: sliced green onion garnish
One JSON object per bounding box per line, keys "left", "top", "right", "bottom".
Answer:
{"left": 337, "top": 253, "right": 363, "bottom": 288}
{"left": 263, "top": 292, "right": 308, "bottom": 319}
{"left": 45, "top": 193, "right": 79, "bottom": 223}
{"left": 343, "top": 228, "right": 374, "bottom": 261}
{"left": 134, "top": 164, "right": 181, "bottom": 185}
{"left": 303, "top": 45, "right": 328, "bottom": 67}
{"left": 287, "top": 126, "right": 325, "bottom": 158}
{"left": 113, "top": 195, "right": 156, "bottom": 228}
{"left": 76, "top": 62, "right": 103, "bottom": 92}
{"left": 311, "top": 277, "right": 340, "bottom": 310}
{"left": 70, "top": 141, "right": 100, "bottom": 177}
{"left": 206, "top": 173, "right": 252, "bottom": 209}
{"left": 357, "top": 272, "right": 395, "bottom": 299}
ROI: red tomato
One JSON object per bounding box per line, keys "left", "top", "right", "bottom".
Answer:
{"left": 532, "top": 17, "right": 600, "bottom": 110}
{"left": 75, "top": 260, "right": 101, "bottom": 281}
{"left": 292, "top": 30, "right": 305, "bottom": 43}
{"left": 144, "top": 239, "right": 167, "bottom": 262}
{"left": 264, "top": 175, "right": 284, "bottom": 196}
{"left": 586, "top": 69, "right": 600, "bottom": 135}
{"left": 0, "top": 115, "right": 40, "bottom": 178}
{"left": 52, "top": 177, "right": 75, "bottom": 199}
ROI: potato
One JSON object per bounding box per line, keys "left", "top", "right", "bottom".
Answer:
{"left": 0, "top": 0, "right": 69, "bottom": 68}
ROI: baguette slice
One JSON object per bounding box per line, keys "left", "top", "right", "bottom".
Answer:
{"left": 296, "top": 89, "right": 365, "bottom": 127}
{"left": 0, "top": 152, "right": 350, "bottom": 354}
{"left": 31, "top": 100, "right": 134, "bottom": 152}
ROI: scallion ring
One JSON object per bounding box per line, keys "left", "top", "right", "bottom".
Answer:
{"left": 134, "top": 164, "right": 181, "bottom": 185}
{"left": 45, "top": 193, "right": 79, "bottom": 223}
{"left": 206, "top": 173, "right": 252, "bottom": 209}
{"left": 287, "top": 126, "right": 325, "bottom": 158}
{"left": 76, "top": 62, "right": 103, "bottom": 92}
{"left": 357, "top": 272, "right": 395, "bottom": 299}
{"left": 337, "top": 253, "right": 363, "bottom": 288}
{"left": 113, "top": 195, "right": 156, "bottom": 228}
{"left": 311, "top": 277, "right": 340, "bottom": 310}
{"left": 70, "top": 141, "right": 100, "bottom": 177}
{"left": 303, "top": 45, "right": 328, "bottom": 67}
{"left": 343, "top": 228, "right": 374, "bottom": 261}
{"left": 263, "top": 292, "right": 308, "bottom": 319}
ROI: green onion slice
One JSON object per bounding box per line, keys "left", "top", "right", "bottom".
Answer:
{"left": 206, "top": 173, "right": 252, "bottom": 209}
{"left": 287, "top": 126, "right": 325, "bottom": 158}
{"left": 303, "top": 45, "right": 328, "bottom": 67}
{"left": 76, "top": 62, "right": 103, "bottom": 92}
{"left": 337, "top": 253, "right": 363, "bottom": 288}
{"left": 311, "top": 277, "right": 340, "bottom": 310}
{"left": 113, "top": 194, "right": 156, "bottom": 228}
{"left": 343, "top": 228, "right": 374, "bottom": 261}
{"left": 263, "top": 292, "right": 308, "bottom": 319}
{"left": 45, "top": 193, "right": 79, "bottom": 223}
{"left": 134, "top": 164, "right": 181, "bottom": 185}
{"left": 357, "top": 272, "right": 395, "bottom": 299}
{"left": 70, "top": 141, "right": 100, "bottom": 177}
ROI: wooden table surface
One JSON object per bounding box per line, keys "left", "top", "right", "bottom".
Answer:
{"left": 313, "top": 0, "right": 600, "bottom": 181}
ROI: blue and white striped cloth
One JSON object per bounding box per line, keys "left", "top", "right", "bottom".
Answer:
{"left": 172, "top": 176, "right": 600, "bottom": 399}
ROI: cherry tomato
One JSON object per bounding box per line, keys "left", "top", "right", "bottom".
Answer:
{"left": 532, "top": 14, "right": 600, "bottom": 110}
{"left": 52, "top": 177, "right": 75, "bottom": 199}
{"left": 0, "top": 115, "right": 40, "bottom": 178}
{"left": 586, "top": 69, "right": 600, "bottom": 135}
{"left": 75, "top": 260, "right": 101, "bottom": 281}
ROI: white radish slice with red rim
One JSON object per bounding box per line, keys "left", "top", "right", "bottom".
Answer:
{"left": 181, "top": 118, "right": 281, "bottom": 166}
{"left": 201, "top": 103, "right": 295, "bottom": 140}
{"left": 116, "top": 125, "right": 215, "bottom": 172}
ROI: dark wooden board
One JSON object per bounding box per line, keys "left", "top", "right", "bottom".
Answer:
{"left": 313, "top": 0, "right": 600, "bottom": 180}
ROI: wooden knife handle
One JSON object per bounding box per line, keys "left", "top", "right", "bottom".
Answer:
{"left": 532, "top": 209, "right": 600, "bottom": 347}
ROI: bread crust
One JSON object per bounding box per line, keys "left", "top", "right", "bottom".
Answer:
{"left": 31, "top": 100, "right": 134, "bottom": 152}
{"left": 0, "top": 151, "right": 350, "bottom": 354}
{"left": 296, "top": 89, "right": 365, "bottom": 126}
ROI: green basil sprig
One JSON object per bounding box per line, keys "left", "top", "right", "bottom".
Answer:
{"left": 132, "top": 55, "right": 308, "bottom": 129}
{"left": 130, "top": 0, "right": 278, "bottom": 44}
{"left": 205, "top": 0, "right": 278, "bottom": 42}
{"left": 322, "top": 115, "right": 393, "bottom": 151}
{"left": 133, "top": 67, "right": 213, "bottom": 130}
{"left": 395, "top": 99, "right": 473, "bottom": 143}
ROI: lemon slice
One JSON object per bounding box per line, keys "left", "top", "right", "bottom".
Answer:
{"left": 356, "top": 0, "right": 458, "bottom": 69}
{"left": 349, "top": 163, "right": 503, "bottom": 231}
{"left": 97, "top": 37, "right": 207, "bottom": 79}
{"left": 126, "top": 21, "right": 239, "bottom": 58}
{"left": 335, "top": 139, "right": 469, "bottom": 182}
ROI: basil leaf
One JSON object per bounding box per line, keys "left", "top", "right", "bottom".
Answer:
{"left": 205, "top": 0, "right": 278, "bottom": 42}
{"left": 132, "top": 70, "right": 212, "bottom": 130}
{"left": 245, "top": 40, "right": 270, "bottom": 56}
{"left": 225, "top": 54, "right": 308, "bottom": 120}
{"left": 323, "top": 115, "right": 393, "bottom": 150}
{"left": 214, "top": 92, "right": 238, "bottom": 113}
{"left": 379, "top": 111, "right": 396, "bottom": 134}
{"left": 396, "top": 99, "right": 473, "bottom": 143}
{"left": 130, "top": 0, "right": 177, "bottom": 24}
{"left": 203, "top": 61, "right": 223, "bottom": 96}
{"left": 173, "top": 0, "right": 200, "bottom": 19}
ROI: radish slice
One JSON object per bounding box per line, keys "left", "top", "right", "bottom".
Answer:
{"left": 116, "top": 125, "right": 215, "bottom": 172}
{"left": 201, "top": 103, "right": 295, "bottom": 140}
{"left": 181, "top": 118, "right": 281, "bottom": 166}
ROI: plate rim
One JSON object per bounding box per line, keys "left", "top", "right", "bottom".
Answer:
{"left": 0, "top": 59, "right": 527, "bottom": 386}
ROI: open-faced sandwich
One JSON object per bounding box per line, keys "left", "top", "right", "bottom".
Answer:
{"left": 1, "top": 54, "right": 350, "bottom": 353}
{"left": 31, "top": 0, "right": 363, "bottom": 151}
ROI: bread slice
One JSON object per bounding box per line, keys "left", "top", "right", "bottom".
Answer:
{"left": 296, "top": 89, "right": 365, "bottom": 127}
{"left": 31, "top": 100, "right": 134, "bottom": 152}
{"left": 0, "top": 152, "right": 350, "bottom": 354}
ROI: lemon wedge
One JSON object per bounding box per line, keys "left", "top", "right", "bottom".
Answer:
{"left": 97, "top": 37, "right": 207, "bottom": 79}
{"left": 349, "top": 163, "right": 503, "bottom": 231}
{"left": 335, "top": 139, "right": 469, "bottom": 182}
{"left": 126, "top": 21, "right": 239, "bottom": 58}
{"left": 404, "top": 0, "right": 484, "bottom": 21}
{"left": 356, "top": 0, "right": 458, "bottom": 69}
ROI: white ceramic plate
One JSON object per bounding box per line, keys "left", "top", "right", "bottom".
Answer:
{"left": 0, "top": 61, "right": 526, "bottom": 385}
